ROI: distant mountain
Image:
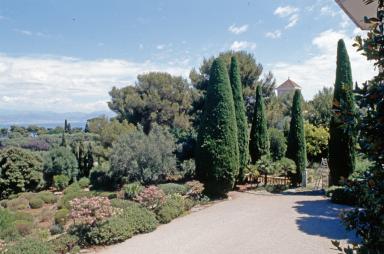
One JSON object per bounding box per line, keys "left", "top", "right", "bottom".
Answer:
{"left": 0, "top": 110, "right": 116, "bottom": 128}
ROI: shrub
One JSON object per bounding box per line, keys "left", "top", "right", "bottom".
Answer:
{"left": 89, "top": 168, "right": 114, "bottom": 191}
{"left": 304, "top": 123, "right": 329, "bottom": 162}
{"left": 0, "top": 208, "right": 15, "bottom": 236}
{"left": 69, "top": 196, "right": 116, "bottom": 225}
{"left": 50, "top": 234, "right": 79, "bottom": 254}
{"left": 13, "top": 211, "right": 34, "bottom": 222}
{"left": 134, "top": 186, "right": 165, "bottom": 210}
{"left": 0, "top": 147, "right": 44, "bottom": 198}
{"left": 110, "top": 199, "right": 137, "bottom": 209}
{"left": 43, "top": 147, "right": 78, "bottom": 186}
{"left": 78, "top": 177, "right": 90, "bottom": 188}
{"left": 39, "top": 209, "right": 53, "bottom": 223}
{"left": 37, "top": 191, "right": 57, "bottom": 204}
{"left": 57, "top": 189, "right": 92, "bottom": 210}
{"left": 50, "top": 224, "right": 64, "bottom": 235}
{"left": 6, "top": 197, "right": 29, "bottom": 211}
{"left": 265, "top": 184, "right": 289, "bottom": 193}
{"left": 185, "top": 180, "right": 204, "bottom": 199}
{"left": 63, "top": 182, "right": 81, "bottom": 194}
{"left": 53, "top": 174, "right": 70, "bottom": 191}
{"left": 0, "top": 200, "right": 7, "bottom": 208}
{"left": 14, "top": 220, "right": 33, "bottom": 236}
{"left": 156, "top": 194, "right": 186, "bottom": 224}
{"left": 176, "top": 159, "right": 196, "bottom": 181}
{"left": 268, "top": 128, "right": 287, "bottom": 161}
{"left": 29, "top": 197, "right": 44, "bottom": 209}
{"left": 54, "top": 208, "right": 69, "bottom": 226}
{"left": 5, "top": 237, "right": 54, "bottom": 254}
{"left": 158, "top": 183, "right": 188, "bottom": 196}
{"left": 118, "top": 202, "right": 158, "bottom": 234}
{"left": 94, "top": 191, "right": 117, "bottom": 200}
{"left": 330, "top": 187, "right": 357, "bottom": 206}
{"left": 109, "top": 125, "right": 177, "bottom": 185}
{"left": 123, "top": 182, "right": 143, "bottom": 200}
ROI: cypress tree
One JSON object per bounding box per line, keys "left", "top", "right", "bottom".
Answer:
{"left": 249, "top": 85, "right": 269, "bottom": 163}
{"left": 286, "top": 90, "right": 306, "bottom": 186}
{"left": 229, "top": 56, "right": 249, "bottom": 181}
{"left": 328, "top": 39, "right": 357, "bottom": 185}
{"left": 196, "top": 58, "right": 239, "bottom": 197}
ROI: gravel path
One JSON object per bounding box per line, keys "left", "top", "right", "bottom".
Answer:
{"left": 96, "top": 192, "right": 357, "bottom": 254}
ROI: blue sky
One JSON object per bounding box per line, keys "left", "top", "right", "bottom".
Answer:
{"left": 0, "top": 0, "right": 376, "bottom": 112}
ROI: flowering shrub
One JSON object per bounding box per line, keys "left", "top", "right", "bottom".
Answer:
{"left": 185, "top": 181, "right": 204, "bottom": 199}
{"left": 69, "top": 196, "right": 116, "bottom": 225}
{"left": 134, "top": 186, "right": 165, "bottom": 209}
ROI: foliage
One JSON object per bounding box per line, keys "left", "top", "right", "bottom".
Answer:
{"left": 0, "top": 209, "right": 16, "bottom": 240}
{"left": 37, "top": 191, "right": 57, "bottom": 204}
{"left": 50, "top": 234, "right": 79, "bottom": 254}
{"left": 50, "top": 224, "right": 64, "bottom": 235}
{"left": 349, "top": 154, "right": 374, "bottom": 180}
{"left": 229, "top": 56, "right": 249, "bottom": 180}
{"left": 250, "top": 85, "right": 269, "bottom": 163}
{"left": 108, "top": 72, "right": 195, "bottom": 133}
{"left": 4, "top": 237, "right": 54, "bottom": 254}
{"left": 286, "top": 90, "right": 307, "bottom": 186}
{"left": 195, "top": 58, "right": 239, "bottom": 197}
{"left": 158, "top": 183, "right": 188, "bottom": 196}
{"left": 14, "top": 219, "right": 33, "bottom": 236}
{"left": 341, "top": 3, "right": 384, "bottom": 251}
{"left": 29, "top": 197, "right": 44, "bottom": 209}
{"left": 69, "top": 196, "right": 116, "bottom": 225}
{"left": 178, "top": 159, "right": 196, "bottom": 180}
{"left": 110, "top": 199, "right": 137, "bottom": 209}
{"left": 156, "top": 194, "right": 186, "bottom": 224}
{"left": 265, "top": 184, "right": 289, "bottom": 194}
{"left": 71, "top": 141, "right": 94, "bottom": 178}
{"left": 304, "top": 123, "right": 329, "bottom": 162}
{"left": 89, "top": 165, "right": 113, "bottom": 191}
{"left": 53, "top": 174, "right": 70, "bottom": 191}
{"left": 328, "top": 39, "right": 357, "bottom": 185}
{"left": 43, "top": 147, "right": 78, "bottom": 185}
{"left": 268, "top": 128, "right": 287, "bottom": 161}
{"left": 57, "top": 188, "right": 93, "bottom": 210}
{"left": 78, "top": 177, "right": 90, "bottom": 188}
{"left": 0, "top": 147, "right": 43, "bottom": 198}
{"left": 122, "top": 182, "right": 143, "bottom": 200}
{"left": 6, "top": 197, "right": 29, "bottom": 211}
{"left": 306, "top": 87, "right": 333, "bottom": 126}
{"left": 330, "top": 187, "right": 357, "bottom": 206}
{"left": 54, "top": 208, "right": 69, "bottom": 226}
{"left": 185, "top": 180, "right": 205, "bottom": 199}
{"left": 117, "top": 202, "right": 158, "bottom": 234}
{"left": 134, "top": 186, "right": 165, "bottom": 210}
{"left": 110, "top": 124, "right": 177, "bottom": 185}
{"left": 275, "top": 157, "right": 296, "bottom": 176}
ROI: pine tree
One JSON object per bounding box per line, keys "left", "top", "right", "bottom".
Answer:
{"left": 328, "top": 39, "right": 357, "bottom": 186}
{"left": 249, "top": 85, "right": 269, "bottom": 163}
{"left": 286, "top": 90, "right": 306, "bottom": 186}
{"left": 196, "top": 58, "right": 239, "bottom": 196}
{"left": 61, "top": 131, "right": 66, "bottom": 147}
{"left": 229, "top": 56, "right": 249, "bottom": 181}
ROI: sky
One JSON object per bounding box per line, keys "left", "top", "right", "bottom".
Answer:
{"left": 0, "top": 0, "right": 377, "bottom": 113}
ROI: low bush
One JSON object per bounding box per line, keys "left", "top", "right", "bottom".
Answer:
{"left": 14, "top": 220, "right": 33, "bottom": 236}
{"left": 54, "top": 208, "right": 69, "bottom": 226}
{"left": 6, "top": 197, "right": 29, "bottom": 211}
{"left": 4, "top": 237, "right": 54, "bottom": 254}
{"left": 29, "top": 197, "right": 44, "bottom": 209}
{"left": 94, "top": 191, "right": 117, "bottom": 200}
{"left": 13, "top": 211, "right": 34, "bottom": 222}
{"left": 118, "top": 203, "right": 158, "bottom": 234}
{"left": 185, "top": 181, "right": 204, "bottom": 199}
{"left": 134, "top": 186, "right": 165, "bottom": 210}
{"left": 78, "top": 177, "right": 90, "bottom": 189}
{"left": 156, "top": 194, "right": 186, "bottom": 224}
{"left": 265, "top": 184, "right": 289, "bottom": 194}
{"left": 53, "top": 175, "right": 70, "bottom": 191}
{"left": 89, "top": 168, "right": 114, "bottom": 191}
{"left": 39, "top": 208, "right": 53, "bottom": 223}
{"left": 50, "top": 224, "right": 64, "bottom": 235}
{"left": 0, "top": 208, "right": 15, "bottom": 236}
{"left": 123, "top": 182, "right": 143, "bottom": 200}
{"left": 57, "top": 189, "right": 93, "bottom": 210}
{"left": 37, "top": 191, "right": 57, "bottom": 204}
{"left": 69, "top": 196, "right": 115, "bottom": 225}
{"left": 50, "top": 233, "right": 79, "bottom": 254}
{"left": 158, "top": 183, "right": 188, "bottom": 196}
{"left": 110, "top": 199, "right": 137, "bottom": 209}
{"left": 63, "top": 182, "right": 82, "bottom": 194}
{"left": 330, "top": 187, "right": 357, "bottom": 206}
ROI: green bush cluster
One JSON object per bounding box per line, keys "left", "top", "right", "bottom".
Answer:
{"left": 57, "top": 185, "right": 93, "bottom": 210}
{"left": 36, "top": 191, "right": 57, "bottom": 204}
{"left": 29, "top": 197, "right": 44, "bottom": 209}
{"left": 53, "top": 174, "right": 70, "bottom": 191}
{"left": 4, "top": 237, "right": 55, "bottom": 254}
{"left": 329, "top": 187, "right": 357, "bottom": 206}
{"left": 6, "top": 197, "right": 30, "bottom": 211}
{"left": 50, "top": 234, "right": 79, "bottom": 254}
{"left": 78, "top": 177, "right": 90, "bottom": 188}
{"left": 156, "top": 194, "right": 186, "bottom": 224}
{"left": 122, "top": 182, "right": 143, "bottom": 200}
{"left": 158, "top": 183, "right": 188, "bottom": 196}
{"left": 54, "top": 208, "right": 69, "bottom": 226}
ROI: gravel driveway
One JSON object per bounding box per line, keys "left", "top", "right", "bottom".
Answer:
{"left": 95, "top": 191, "right": 357, "bottom": 254}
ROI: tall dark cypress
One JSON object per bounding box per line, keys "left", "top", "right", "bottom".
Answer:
{"left": 196, "top": 58, "right": 239, "bottom": 197}
{"left": 286, "top": 90, "right": 306, "bottom": 185}
{"left": 229, "top": 56, "right": 249, "bottom": 181}
{"left": 328, "top": 39, "right": 357, "bottom": 185}
{"left": 249, "top": 85, "right": 269, "bottom": 163}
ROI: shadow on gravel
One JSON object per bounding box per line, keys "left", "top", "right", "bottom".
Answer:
{"left": 294, "top": 199, "right": 359, "bottom": 241}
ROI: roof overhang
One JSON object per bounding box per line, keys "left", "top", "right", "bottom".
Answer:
{"left": 335, "top": 0, "right": 378, "bottom": 30}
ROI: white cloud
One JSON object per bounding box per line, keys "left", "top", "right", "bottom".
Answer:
{"left": 320, "top": 6, "right": 338, "bottom": 17}
{"left": 274, "top": 6, "right": 298, "bottom": 17}
{"left": 265, "top": 30, "right": 282, "bottom": 39}
{"left": 14, "top": 29, "right": 48, "bottom": 37}
{"left": 0, "top": 54, "right": 191, "bottom": 112}
{"left": 274, "top": 5, "right": 300, "bottom": 29}
{"left": 271, "top": 29, "right": 376, "bottom": 100}
{"left": 228, "top": 24, "right": 249, "bottom": 35}
{"left": 230, "top": 41, "right": 256, "bottom": 51}
{"left": 156, "top": 44, "right": 165, "bottom": 50}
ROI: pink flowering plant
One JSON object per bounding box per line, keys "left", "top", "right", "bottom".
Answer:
{"left": 69, "top": 196, "right": 117, "bottom": 225}
{"left": 134, "top": 185, "right": 165, "bottom": 209}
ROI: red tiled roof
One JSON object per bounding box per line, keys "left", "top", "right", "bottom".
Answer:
{"left": 276, "top": 78, "right": 301, "bottom": 89}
